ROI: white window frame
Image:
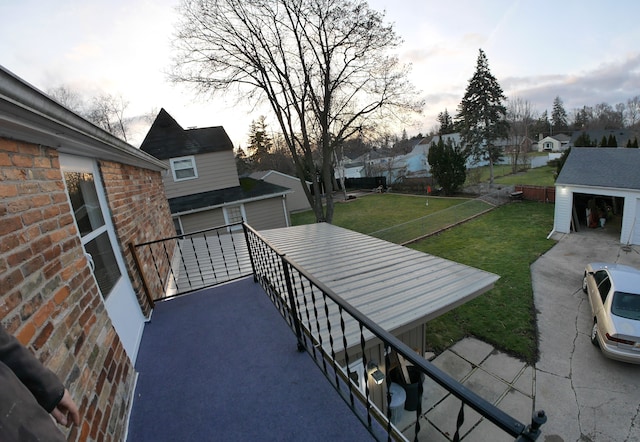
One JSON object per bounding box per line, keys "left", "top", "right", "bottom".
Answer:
{"left": 223, "top": 204, "right": 246, "bottom": 231}
{"left": 170, "top": 156, "right": 198, "bottom": 181}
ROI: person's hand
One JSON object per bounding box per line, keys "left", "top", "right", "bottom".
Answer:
{"left": 51, "top": 389, "right": 80, "bottom": 427}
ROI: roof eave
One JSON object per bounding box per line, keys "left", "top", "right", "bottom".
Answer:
{"left": 0, "top": 65, "right": 167, "bottom": 171}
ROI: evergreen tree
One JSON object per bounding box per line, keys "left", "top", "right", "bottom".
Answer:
{"left": 600, "top": 135, "right": 608, "bottom": 147}
{"left": 574, "top": 132, "right": 595, "bottom": 147}
{"left": 427, "top": 137, "right": 466, "bottom": 195}
{"left": 607, "top": 134, "right": 617, "bottom": 147}
{"left": 551, "top": 96, "right": 568, "bottom": 133}
{"left": 436, "top": 109, "right": 454, "bottom": 135}
{"left": 456, "top": 49, "right": 509, "bottom": 185}
{"left": 626, "top": 137, "right": 639, "bottom": 148}
{"left": 246, "top": 116, "right": 272, "bottom": 168}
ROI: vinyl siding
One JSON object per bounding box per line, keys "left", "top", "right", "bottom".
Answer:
{"left": 244, "top": 197, "right": 288, "bottom": 230}
{"left": 180, "top": 209, "right": 226, "bottom": 234}
{"left": 262, "top": 172, "right": 311, "bottom": 212}
{"left": 163, "top": 150, "right": 240, "bottom": 199}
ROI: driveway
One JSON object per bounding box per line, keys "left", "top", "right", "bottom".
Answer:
{"left": 532, "top": 229, "right": 640, "bottom": 441}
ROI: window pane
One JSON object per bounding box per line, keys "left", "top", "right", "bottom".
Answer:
{"left": 175, "top": 168, "right": 195, "bottom": 179}
{"left": 64, "top": 172, "right": 105, "bottom": 236}
{"left": 227, "top": 206, "right": 243, "bottom": 223}
{"left": 85, "top": 231, "right": 121, "bottom": 299}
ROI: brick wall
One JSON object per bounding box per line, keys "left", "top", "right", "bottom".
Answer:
{"left": 0, "top": 138, "right": 153, "bottom": 441}
{"left": 99, "top": 161, "right": 176, "bottom": 314}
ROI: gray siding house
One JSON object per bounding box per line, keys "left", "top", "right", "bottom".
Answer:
{"left": 554, "top": 147, "right": 640, "bottom": 245}
{"left": 140, "top": 109, "right": 292, "bottom": 234}
{"left": 250, "top": 170, "right": 311, "bottom": 213}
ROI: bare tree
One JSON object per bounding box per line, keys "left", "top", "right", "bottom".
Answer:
{"left": 47, "top": 86, "right": 145, "bottom": 143}
{"left": 626, "top": 96, "right": 640, "bottom": 128}
{"left": 85, "top": 94, "right": 130, "bottom": 142}
{"left": 171, "top": 0, "right": 422, "bottom": 223}
{"left": 506, "top": 97, "right": 536, "bottom": 173}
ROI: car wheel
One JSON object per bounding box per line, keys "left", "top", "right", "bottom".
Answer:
{"left": 591, "top": 321, "right": 600, "bottom": 347}
{"left": 582, "top": 273, "right": 588, "bottom": 293}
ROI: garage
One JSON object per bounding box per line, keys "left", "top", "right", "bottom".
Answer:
{"left": 553, "top": 148, "right": 640, "bottom": 246}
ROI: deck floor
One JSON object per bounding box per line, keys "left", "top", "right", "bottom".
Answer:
{"left": 126, "top": 277, "right": 376, "bottom": 441}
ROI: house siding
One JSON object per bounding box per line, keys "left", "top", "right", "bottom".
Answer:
{"left": 180, "top": 209, "right": 227, "bottom": 234}
{"left": 262, "top": 172, "right": 310, "bottom": 212}
{"left": 244, "top": 197, "right": 288, "bottom": 230}
{"left": 163, "top": 150, "right": 239, "bottom": 199}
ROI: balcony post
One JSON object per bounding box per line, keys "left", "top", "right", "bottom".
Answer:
{"left": 281, "top": 257, "right": 305, "bottom": 352}
{"left": 242, "top": 223, "right": 258, "bottom": 283}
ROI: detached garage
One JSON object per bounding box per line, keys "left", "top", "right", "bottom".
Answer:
{"left": 554, "top": 148, "right": 640, "bottom": 246}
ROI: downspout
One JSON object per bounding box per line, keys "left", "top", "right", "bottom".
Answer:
{"left": 282, "top": 195, "right": 290, "bottom": 227}
{"left": 546, "top": 229, "right": 555, "bottom": 240}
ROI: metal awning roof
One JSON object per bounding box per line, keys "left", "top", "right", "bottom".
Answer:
{"left": 259, "top": 223, "right": 499, "bottom": 346}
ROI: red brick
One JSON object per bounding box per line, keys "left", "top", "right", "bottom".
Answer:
{"left": 32, "top": 322, "right": 53, "bottom": 349}
{"left": 0, "top": 183, "right": 18, "bottom": 198}
{"left": 53, "top": 286, "right": 71, "bottom": 304}
{"left": 21, "top": 209, "right": 44, "bottom": 226}
{"left": 0, "top": 151, "right": 11, "bottom": 166}
{"left": 0, "top": 269, "right": 24, "bottom": 294}
{"left": 17, "top": 323, "right": 36, "bottom": 346}
{"left": 8, "top": 246, "right": 31, "bottom": 266}
{"left": 33, "top": 300, "right": 55, "bottom": 327}
{"left": 11, "top": 154, "right": 33, "bottom": 168}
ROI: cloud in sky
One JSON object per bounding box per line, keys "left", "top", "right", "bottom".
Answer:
{"left": 2, "top": 0, "right": 640, "bottom": 147}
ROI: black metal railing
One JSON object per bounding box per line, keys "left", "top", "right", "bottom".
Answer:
{"left": 243, "top": 223, "right": 546, "bottom": 442}
{"left": 130, "top": 222, "right": 252, "bottom": 306}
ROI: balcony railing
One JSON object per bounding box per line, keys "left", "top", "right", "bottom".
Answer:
{"left": 130, "top": 222, "right": 252, "bottom": 306}
{"left": 131, "top": 222, "right": 546, "bottom": 441}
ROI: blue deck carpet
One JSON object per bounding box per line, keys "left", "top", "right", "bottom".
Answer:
{"left": 126, "top": 277, "right": 375, "bottom": 441}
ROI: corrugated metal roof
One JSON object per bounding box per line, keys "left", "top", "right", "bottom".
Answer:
{"left": 259, "top": 223, "right": 499, "bottom": 350}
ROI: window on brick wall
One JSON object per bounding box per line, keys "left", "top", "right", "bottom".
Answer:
{"left": 64, "top": 171, "right": 121, "bottom": 297}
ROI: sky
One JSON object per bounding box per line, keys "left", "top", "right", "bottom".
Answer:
{"left": 2, "top": 0, "right": 640, "bottom": 149}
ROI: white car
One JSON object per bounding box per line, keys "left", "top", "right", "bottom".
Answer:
{"left": 582, "top": 263, "right": 640, "bottom": 364}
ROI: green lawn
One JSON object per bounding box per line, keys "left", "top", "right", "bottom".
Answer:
{"left": 291, "top": 194, "right": 474, "bottom": 234}
{"left": 493, "top": 165, "right": 557, "bottom": 187}
{"left": 291, "top": 195, "right": 556, "bottom": 363}
{"left": 409, "top": 202, "right": 555, "bottom": 362}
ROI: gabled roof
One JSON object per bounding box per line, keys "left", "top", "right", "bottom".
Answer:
{"left": 556, "top": 147, "right": 640, "bottom": 190}
{"left": 169, "top": 177, "right": 291, "bottom": 214}
{"left": 140, "top": 108, "right": 233, "bottom": 160}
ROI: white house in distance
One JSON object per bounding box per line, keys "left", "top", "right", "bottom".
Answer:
{"left": 553, "top": 147, "right": 640, "bottom": 246}
{"left": 537, "top": 134, "right": 571, "bottom": 152}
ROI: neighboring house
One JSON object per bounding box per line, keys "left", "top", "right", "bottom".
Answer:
{"left": 570, "top": 129, "right": 640, "bottom": 147}
{"left": 140, "top": 109, "right": 292, "bottom": 234}
{"left": 554, "top": 147, "right": 640, "bottom": 245}
{"left": 537, "top": 134, "right": 571, "bottom": 152}
{"left": 1, "top": 66, "right": 176, "bottom": 441}
{"left": 249, "top": 170, "right": 311, "bottom": 213}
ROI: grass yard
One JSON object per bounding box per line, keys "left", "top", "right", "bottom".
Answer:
{"left": 409, "top": 201, "right": 555, "bottom": 362}
{"left": 292, "top": 194, "right": 556, "bottom": 363}
{"left": 291, "top": 193, "right": 475, "bottom": 234}
{"left": 494, "top": 165, "right": 556, "bottom": 187}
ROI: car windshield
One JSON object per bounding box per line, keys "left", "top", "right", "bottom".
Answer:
{"left": 611, "top": 292, "right": 640, "bottom": 320}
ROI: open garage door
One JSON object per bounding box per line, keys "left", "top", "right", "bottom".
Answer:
{"left": 572, "top": 192, "right": 624, "bottom": 233}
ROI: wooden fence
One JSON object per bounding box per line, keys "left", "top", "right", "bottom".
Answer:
{"left": 514, "top": 185, "right": 556, "bottom": 203}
